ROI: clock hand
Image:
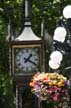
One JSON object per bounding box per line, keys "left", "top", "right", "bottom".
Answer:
{"left": 24, "top": 54, "right": 32, "bottom": 63}
{"left": 24, "top": 58, "right": 37, "bottom": 65}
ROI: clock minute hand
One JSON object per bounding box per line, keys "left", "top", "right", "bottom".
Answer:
{"left": 24, "top": 58, "right": 37, "bottom": 65}
{"left": 24, "top": 54, "right": 32, "bottom": 63}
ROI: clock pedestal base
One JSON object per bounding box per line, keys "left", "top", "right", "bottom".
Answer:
{"left": 14, "top": 76, "right": 40, "bottom": 108}
{"left": 15, "top": 85, "right": 40, "bottom": 108}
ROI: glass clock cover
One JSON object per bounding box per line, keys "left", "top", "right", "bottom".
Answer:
{"left": 13, "top": 47, "right": 41, "bottom": 75}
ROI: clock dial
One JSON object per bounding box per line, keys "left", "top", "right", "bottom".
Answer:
{"left": 15, "top": 48, "right": 39, "bottom": 72}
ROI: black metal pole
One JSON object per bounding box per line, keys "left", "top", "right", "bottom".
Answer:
{"left": 66, "top": 19, "right": 71, "bottom": 108}
{"left": 66, "top": 19, "right": 71, "bottom": 47}
{"left": 68, "top": 65, "right": 71, "bottom": 108}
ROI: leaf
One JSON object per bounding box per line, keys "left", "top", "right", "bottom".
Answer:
{"left": 16, "top": 0, "right": 23, "bottom": 4}
{"left": 0, "top": 8, "right": 3, "bottom": 11}
{"left": 53, "top": 0, "right": 61, "bottom": 3}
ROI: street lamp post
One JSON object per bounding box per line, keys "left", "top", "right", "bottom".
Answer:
{"left": 63, "top": 5, "right": 71, "bottom": 108}
{"left": 49, "top": 5, "right": 71, "bottom": 108}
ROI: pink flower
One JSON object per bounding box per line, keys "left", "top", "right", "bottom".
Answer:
{"left": 52, "top": 95, "right": 58, "bottom": 101}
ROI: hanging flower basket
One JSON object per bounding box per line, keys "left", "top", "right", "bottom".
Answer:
{"left": 29, "top": 72, "right": 69, "bottom": 108}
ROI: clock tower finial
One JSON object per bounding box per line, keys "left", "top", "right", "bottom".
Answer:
{"left": 24, "top": 0, "right": 31, "bottom": 26}
{"left": 15, "top": 0, "right": 41, "bottom": 41}
{"left": 25, "top": 0, "right": 31, "bottom": 21}
{"left": 6, "top": 20, "right": 14, "bottom": 41}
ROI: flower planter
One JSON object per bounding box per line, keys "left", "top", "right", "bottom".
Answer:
{"left": 29, "top": 72, "right": 69, "bottom": 108}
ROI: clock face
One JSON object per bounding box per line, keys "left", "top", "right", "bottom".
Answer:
{"left": 16, "top": 48, "right": 38, "bottom": 71}
{"left": 13, "top": 47, "right": 41, "bottom": 74}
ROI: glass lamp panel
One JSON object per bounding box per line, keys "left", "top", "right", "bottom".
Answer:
{"left": 63, "top": 5, "right": 71, "bottom": 19}
{"left": 50, "top": 51, "right": 63, "bottom": 62}
{"left": 53, "top": 34, "right": 65, "bottom": 43}
{"left": 49, "top": 60, "right": 60, "bottom": 69}
{"left": 54, "top": 27, "right": 67, "bottom": 37}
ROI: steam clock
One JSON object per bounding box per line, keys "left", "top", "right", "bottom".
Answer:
{"left": 9, "top": 0, "right": 45, "bottom": 108}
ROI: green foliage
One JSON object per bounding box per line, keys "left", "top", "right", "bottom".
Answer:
{"left": 0, "top": 40, "right": 15, "bottom": 108}
{"left": 0, "top": 41, "right": 8, "bottom": 73}
{"left": 0, "top": 75, "right": 15, "bottom": 108}
{"left": 0, "top": 0, "right": 71, "bottom": 107}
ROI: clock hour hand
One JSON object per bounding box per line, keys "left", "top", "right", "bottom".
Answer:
{"left": 24, "top": 57, "right": 37, "bottom": 65}
{"left": 24, "top": 54, "right": 32, "bottom": 63}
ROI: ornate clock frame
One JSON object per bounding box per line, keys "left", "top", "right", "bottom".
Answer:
{"left": 11, "top": 40, "right": 43, "bottom": 77}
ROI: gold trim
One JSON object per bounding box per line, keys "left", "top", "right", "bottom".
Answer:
{"left": 11, "top": 44, "right": 42, "bottom": 74}
{"left": 12, "top": 48, "right": 15, "bottom": 75}
{"left": 12, "top": 44, "right": 41, "bottom": 48}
